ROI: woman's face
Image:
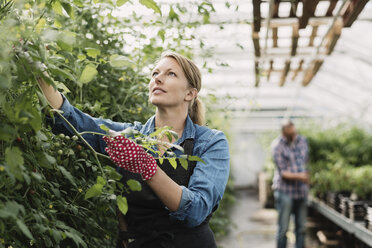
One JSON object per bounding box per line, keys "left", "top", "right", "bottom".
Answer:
{"left": 149, "top": 57, "right": 195, "bottom": 108}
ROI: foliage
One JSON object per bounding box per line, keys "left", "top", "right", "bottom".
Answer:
{"left": 0, "top": 0, "right": 235, "bottom": 246}
{"left": 299, "top": 123, "right": 372, "bottom": 200}
{"left": 260, "top": 123, "right": 372, "bottom": 200}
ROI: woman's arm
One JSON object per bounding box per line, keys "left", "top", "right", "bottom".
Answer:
{"left": 37, "top": 78, "right": 134, "bottom": 153}
{"left": 151, "top": 130, "right": 230, "bottom": 227}
{"left": 37, "top": 77, "right": 63, "bottom": 109}
{"left": 146, "top": 167, "right": 183, "bottom": 211}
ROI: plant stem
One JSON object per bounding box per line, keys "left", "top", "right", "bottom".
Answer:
{"left": 79, "top": 131, "right": 106, "bottom": 136}
{"left": 51, "top": 109, "right": 106, "bottom": 175}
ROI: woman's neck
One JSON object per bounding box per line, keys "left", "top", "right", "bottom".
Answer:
{"left": 155, "top": 107, "right": 188, "bottom": 139}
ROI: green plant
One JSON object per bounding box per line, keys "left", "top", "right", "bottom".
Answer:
{"left": 0, "top": 0, "right": 236, "bottom": 245}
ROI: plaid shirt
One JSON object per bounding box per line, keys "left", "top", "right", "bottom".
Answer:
{"left": 272, "top": 135, "right": 309, "bottom": 199}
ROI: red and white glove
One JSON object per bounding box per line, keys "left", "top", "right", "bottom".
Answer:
{"left": 103, "top": 135, "right": 158, "bottom": 181}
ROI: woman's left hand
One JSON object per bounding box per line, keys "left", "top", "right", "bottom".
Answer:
{"left": 103, "top": 135, "right": 158, "bottom": 180}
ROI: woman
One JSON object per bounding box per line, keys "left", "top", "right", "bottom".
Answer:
{"left": 39, "top": 51, "right": 230, "bottom": 248}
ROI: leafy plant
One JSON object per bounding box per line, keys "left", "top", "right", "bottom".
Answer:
{"left": 0, "top": 0, "right": 235, "bottom": 245}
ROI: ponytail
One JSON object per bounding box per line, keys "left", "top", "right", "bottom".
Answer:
{"left": 189, "top": 97, "right": 205, "bottom": 126}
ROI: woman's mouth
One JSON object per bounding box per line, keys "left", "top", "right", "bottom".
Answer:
{"left": 152, "top": 87, "right": 166, "bottom": 94}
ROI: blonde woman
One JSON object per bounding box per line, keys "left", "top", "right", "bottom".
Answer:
{"left": 39, "top": 51, "right": 230, "bottom": 248}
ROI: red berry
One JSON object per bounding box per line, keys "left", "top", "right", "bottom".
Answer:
{"left": 29, "top": 189, "right": 36, "bottom": 195}
{"left": 16, "top": 137, "right": 22, "bottom": 143}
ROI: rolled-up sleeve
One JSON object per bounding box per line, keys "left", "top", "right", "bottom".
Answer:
{"left": 169, "top": 131, "right": 230, "bottom": 227}
{"left": 49, "top": 95, "right": 137, "bottom": 154}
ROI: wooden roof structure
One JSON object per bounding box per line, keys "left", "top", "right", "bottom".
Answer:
{"left": 252, "top": 0, "right": 369, "bottom": 87}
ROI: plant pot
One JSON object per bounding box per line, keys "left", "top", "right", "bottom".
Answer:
{"left": 346, "top": 199, "right": 372, "bottom": 221}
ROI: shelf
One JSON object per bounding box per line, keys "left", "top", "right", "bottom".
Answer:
{"left": 308, "top": 197, "right": 372, "bottom": 247}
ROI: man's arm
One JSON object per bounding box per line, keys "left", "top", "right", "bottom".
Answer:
{"left": 273, "top": 141, "right": 309, "bottom": 184}
{"left": 281, "top": 171, "right": 309, "bottom": 184}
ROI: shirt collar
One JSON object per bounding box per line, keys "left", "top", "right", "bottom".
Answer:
{"left": 141, "top": 115, "right": 196, "bottom": 145}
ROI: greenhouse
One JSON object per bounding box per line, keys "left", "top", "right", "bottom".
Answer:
{"left": 1, "top": 0, "right": 372, "bottom": 247}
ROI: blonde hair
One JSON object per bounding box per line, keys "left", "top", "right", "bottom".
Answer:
{"left": 160, "top": 51, "right": 205, "bottom": 126}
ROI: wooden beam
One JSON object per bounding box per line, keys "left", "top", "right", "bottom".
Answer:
{"left": 267, "top": 60, "right": 274, "bottom": 81}
{"left": 343, "top": 0, "right": 369, "bottom": 27}
{"left": 302, "top": 59, "right": 324, "bottom": 86}
{"left": 289, "top": 0, "right": 300, "bottom": 17}
{"left": 253, "top": 0, "right": 261, "bottom": 32}
{"left": 272, "top": 27, "right": 278, "bottom": 47}
{"left": 308, "top": 25, "right": 319, "bottom": 46}
{"left": 273, "top": 0, "right": 280, "bottom": 18}
{"left": 292, "top": 59, "right": 304, "bottom": 80}
{"left": 299, "top": 0, "right": 320, "bottom": 29}
{"left": 255, "top": 61, "right": 260, "bottom": 87}
{"left": 279, "top": 60, "right": 291, "bottom": 87}
{"left": 291, "top": 23, "right": 299, "bottom": 56}
{"left": 252, "top": 31, "right": 261, "bottom": 57}
{"left": 325, "top": 18, "right": 343, "bottom": 55}
{"left": 326, "top": 0, "right": 338, "bottom": 17}
{"left": 261, "top": 16, "right": 332, "bottom": 28}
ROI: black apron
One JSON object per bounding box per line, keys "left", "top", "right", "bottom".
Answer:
{"left": 117, "top": 139, "right": 217, "bottom": 248}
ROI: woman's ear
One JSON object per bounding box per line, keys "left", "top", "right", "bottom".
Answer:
{"left": 185, "top": 88, "right": 198, "bottom": 102}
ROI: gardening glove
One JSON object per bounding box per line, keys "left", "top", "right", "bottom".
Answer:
{"left": 103, "top": 135, "right": 158, "bottom": 181}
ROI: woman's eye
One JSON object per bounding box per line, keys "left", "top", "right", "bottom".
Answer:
{"left": 152, "top": 72, "right": 159, "bottom": 77}
{"left": 169, "top": 72, "right": 176, "bottom": 77}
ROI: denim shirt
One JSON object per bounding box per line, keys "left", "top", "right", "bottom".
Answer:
{"left": 51, "top": 95, "right": 230, "bottom": 228}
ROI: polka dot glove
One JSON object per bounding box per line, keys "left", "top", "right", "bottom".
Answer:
{"left": 103, "top": 135, "right": 157, "bottom": 181}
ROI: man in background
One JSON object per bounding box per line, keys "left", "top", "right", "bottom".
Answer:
{"left": 272, "top": 120, "right": 309, "bottom": 248}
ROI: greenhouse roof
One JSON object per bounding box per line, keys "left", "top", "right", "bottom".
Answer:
{"left": 193, "top": 0, "right": 372, "bottom": 131}
{"left": 118, "top": 0, "right": 372, "bottom": 131}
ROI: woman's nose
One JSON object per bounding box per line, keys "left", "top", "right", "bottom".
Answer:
{"left": 154, "top": 73, "right": 163, "bottom": 84}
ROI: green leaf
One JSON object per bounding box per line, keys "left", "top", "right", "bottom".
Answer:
{"left": 117, "top": 0, "right": 129, "bottom": 7}
{"left": 16, "top": 219, "right": 34, "bottom": 239}
{"left": 168, "top": 158, "right": 177, "bottom": 169}
{"left": 58, "top": 166, "right": 76, "bottom": 186}
{"left": 117, "top": 196, "right": 128, "bottom": 215}
{"left": 85, "top": 48, "right": 101, "bottom": 59}
{"left": 52, "top": 1, "right": 69, "bottom": 17}
{"left": 29, "top": 107, "right": 42, "bottom": 132}
{"left": 36, "top": 131, "right": 48, "bottom": 141}
{"left": 64, "top": 230, "right": 87, "bottom": 248}
{"left": 126, "top": 179, "right": 141, "bottom": 191}
{"left": 48, "top": 64, "right": 76, "bottom": 81}
{"left": 158, "top": 157, "right": 164, "bottom": 165}
{"left": 0, "top": 201, "right": 25, "bottom": 218}
{"left": 79, "top": 64, "right": 97, "bottom": 85}
{"left": 158, "top": 29, "right": 165, "bottom": 42}
{"left": 179, "top": 158, "right": 188, "bottom": 170}
{"left": 168, "top": 6, "right": 179, "bottom": 21}
{"left": 77, "top": 54, "right": 86, "bottom": 60}
{"left": 84, "top": 184, "right": 103, "bottom": 199}
{"left": 99, "top": 124, "right": 109, "bottom": 132}
{"left": 188, "top": 155, "right": 206, "bottom": 164}
{"left": 0, "top": 124, "right": 16, "bottom": 141}
{"left": 139, "top": 0, "right": 161, "bottom": 15}
{"left": 57, "top": 31, "right": 76, "bottom": 52}
{"left": 5, "top": 147, "right": 24, "bottom": 181}
{"left": 105, "top": 166, "right": 123, "bottom": 180}
{"left": 109, "top": 55, "right": 131, "bottom": 68}
{"left": 35, "top": 151, "right": 54, "bottom": 169}
{"left": 97, "top": 176, "right": 106, "bottom": 186}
